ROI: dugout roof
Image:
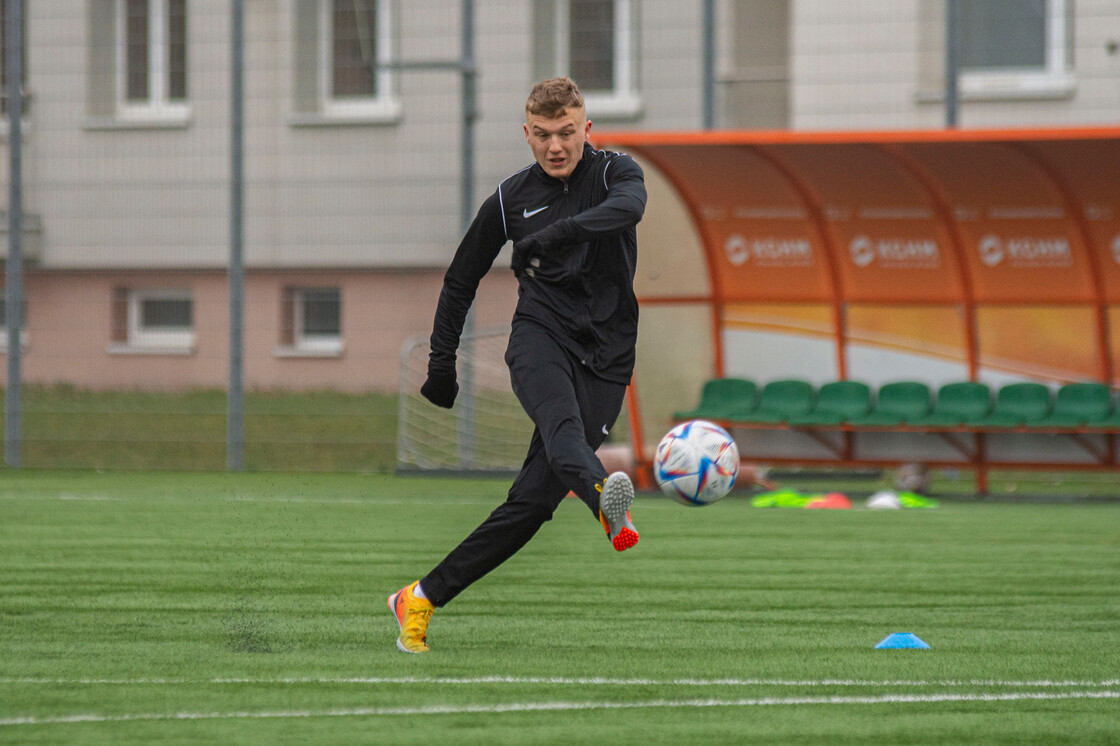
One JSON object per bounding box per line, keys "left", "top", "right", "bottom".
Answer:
{"left": 593, "top": 127, "right": 1120, "bottom": 460}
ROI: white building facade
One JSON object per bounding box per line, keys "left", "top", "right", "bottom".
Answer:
{"left": 1, "top": 0, "right": 1117, "bottom": 391}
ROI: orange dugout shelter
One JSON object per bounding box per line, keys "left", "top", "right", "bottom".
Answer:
{"left": 593, "top": 127, "right": 1120, "bottom": 484}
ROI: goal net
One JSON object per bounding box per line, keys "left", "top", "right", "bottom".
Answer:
{"left": 397, "top": 326, "right": 534, "bottom": 474}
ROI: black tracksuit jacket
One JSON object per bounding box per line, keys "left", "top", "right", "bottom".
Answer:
{"left": 428, "top": 143, "right": 647, "bottom": 384}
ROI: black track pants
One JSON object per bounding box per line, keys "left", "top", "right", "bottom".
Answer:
{"left": 419, "top": 324, "right": 627, "bottom": 607}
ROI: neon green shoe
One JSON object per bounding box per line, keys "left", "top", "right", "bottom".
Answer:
{"left": 387, "top": 581, "right": 434, "bottom": 653}
{"left": 598, "top": 472, "right": 639, "bottom": 551}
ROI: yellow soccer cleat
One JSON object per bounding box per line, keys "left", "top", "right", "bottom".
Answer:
{"left": 387, "top": 581, "right": 434, "bottom": 653}
{"left": 598, "top": 472, "right": 639, "bottom": 551}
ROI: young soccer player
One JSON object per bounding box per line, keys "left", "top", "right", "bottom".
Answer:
{"left": 389, "top": 77, "right": 647, "bottom": 653}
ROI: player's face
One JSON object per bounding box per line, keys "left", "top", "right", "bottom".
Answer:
{"left": 524, "top": 108, "right": 592, "bottom": 182}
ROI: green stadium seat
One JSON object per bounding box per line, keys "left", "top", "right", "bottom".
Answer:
{"left": 1034, "top": 382, "right": 1113, "bottom": 427}
{"left": 908, "top": 381, "right": 991, "bottom": 426}
{"left": 672, "top": 378, "right": 757, "bottom": 421}
{"left": 848, "top": 381, "right": 931, "bottom": 426}
{"left": 787, "top": 380, "right": 871, "bottom": 425}
{"left": 739, "top": 379, "right": 815, "bottom": 424}
{"left": 968, "top": 382, "right": 1052, "bottom": 428}
{"left": 1086, "top": 407, "right": 1120, "bottom": 428}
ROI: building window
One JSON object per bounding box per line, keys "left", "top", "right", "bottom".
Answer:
{"left": 109, "top": 287, "right": 195, "bottom": 354}
{"left": 535, "top": 0, "right": 641, "bottom": 119}
{"left": 321, "top": 0, "right": 395, "bottom": 117}
{"left": 116, "top": 0, "right": 188, "bottom": 122}
{"left": 959, "top": 0, "right": 1073, "bottom": 98}
{"left": 329, "top": 1, "right": 378, "bottom": 97}
{"left": 292, "top": 0, "right": 399, "bottom": 124}
{"left": 0, "top": 0, "right": 27, "bottom": 118}
{"left": 277, "top": 287, "right": 344, "bottom": 357}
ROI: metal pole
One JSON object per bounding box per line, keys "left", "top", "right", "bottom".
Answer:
{"left": 945, "top": 0, "right": 960, "bottom": 128}
{"left": 456, "top": 0, "right": 477, "bottom": 468}
{"left": 461, "top": 0, "right": 475, "bottom": 236}
{"left": 228, "top": 0, "right": 245, "bottom": 469}
{"left": 376, "top": 4, "right": 478, "bottom": 468}
{"left": 5, "top": 0, "right": 24, "bottom": 468}
{"left": 702, "top": 0, "right": 716, "bottom": 129}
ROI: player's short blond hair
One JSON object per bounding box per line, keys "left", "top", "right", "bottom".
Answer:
{"left": 525, "top": 77, "right": 586, "bottom": 119}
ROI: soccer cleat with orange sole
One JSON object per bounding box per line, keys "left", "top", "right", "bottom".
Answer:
{"left": 598, "top": 471, "right": 639, "bottom": 551}
{"left": 387, "top": 581, "right": 434, "bottom": 653}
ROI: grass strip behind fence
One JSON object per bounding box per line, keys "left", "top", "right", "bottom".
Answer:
{"left": 1, "top": 386, "right": 399, "bottom": 471}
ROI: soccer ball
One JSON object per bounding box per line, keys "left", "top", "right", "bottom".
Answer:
{"left": 654, "top": 420, "right": 740, "bottom": 506}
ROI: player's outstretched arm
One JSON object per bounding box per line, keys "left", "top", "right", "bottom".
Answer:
{"left": 423, "top": 192, "right": 506, "bottom": 407}
{"left": 570, "top": 157, "right": 646, "bottom": 236}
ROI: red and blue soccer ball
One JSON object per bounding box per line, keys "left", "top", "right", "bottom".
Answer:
{"left": 653, "top": 420, "right": 740, "bottom": 506}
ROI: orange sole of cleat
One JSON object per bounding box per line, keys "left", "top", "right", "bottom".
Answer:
{"left": 612, "top": 528, "right": 639, "bottom": 551}
{"left": 388, "top": 592, "right": 405, "bottom": 632}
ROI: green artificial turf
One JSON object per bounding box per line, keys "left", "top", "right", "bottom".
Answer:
{"left": 0, "top": 470, "right": 1117, "bottom": 744}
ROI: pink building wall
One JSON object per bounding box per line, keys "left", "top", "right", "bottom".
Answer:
{"left": 2, "top": 269, "right": 520, "bottom": 392}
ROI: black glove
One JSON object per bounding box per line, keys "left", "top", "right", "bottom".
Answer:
{"left": 421, "top": 368, "right": 458, "bottom": 409}
{"left": 511, "top": 219, "right": 578, "bottom": 277}
{"left": 511, "top": 234, "right": 545, "bottom": 277}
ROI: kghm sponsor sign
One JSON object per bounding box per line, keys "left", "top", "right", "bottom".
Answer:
{"left": 724, "top": 234, "right": 814, "bottom": 267}
{"left": 977, "top": 234, "right": 1072, "bottom": 268}
{"left": 848, "top": 235, "right": 940, "bottom": 268}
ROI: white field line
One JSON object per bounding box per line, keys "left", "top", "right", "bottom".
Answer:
{"left": 1, "top": 676, "right": 1117, "bottom": 688}
{"left": 58, "top": 494, "right": 123, "bottom": 501}
{"left": 1, "top": 690, "right": 1117, "bottom": 726}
